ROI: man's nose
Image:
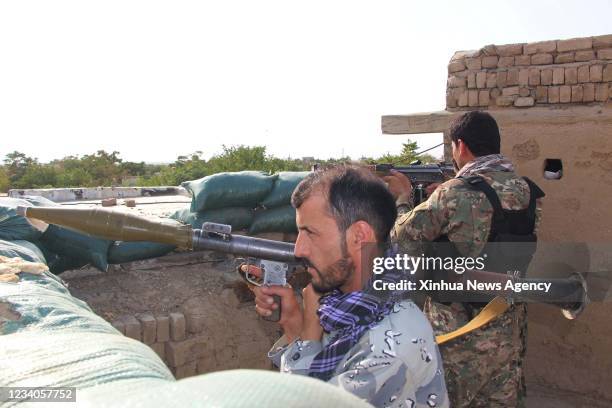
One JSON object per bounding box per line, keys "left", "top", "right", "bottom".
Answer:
{"left": 294, "top": 232, "right": 309, "bottom": 259}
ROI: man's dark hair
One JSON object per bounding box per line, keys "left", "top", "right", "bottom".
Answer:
{"left": 291, "top": 165, "right": 397, "bottom": 244}
{"left": 449, "top": 111, "right": 500, "bottom": 156}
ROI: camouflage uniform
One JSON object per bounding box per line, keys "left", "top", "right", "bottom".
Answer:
{"left": 391, "top": 154, "right": 542, "bottom": 408}
{"left": 269, "top": 300, "right": 449, "bottom": 408}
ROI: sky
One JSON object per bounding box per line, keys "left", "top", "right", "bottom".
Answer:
{"left": 1, "top": 1, "right": 611, "bottom": 164}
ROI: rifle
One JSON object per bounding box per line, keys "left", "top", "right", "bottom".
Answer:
{"left": 371, "top": 162, "right": 456, "bottom": 205}
{"left": 18, "top": 205, "right": 588, "bottom": 321}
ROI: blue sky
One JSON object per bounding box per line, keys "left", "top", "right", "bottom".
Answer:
{"left": 1, "top": 1, "right": 611, "bottom": 163}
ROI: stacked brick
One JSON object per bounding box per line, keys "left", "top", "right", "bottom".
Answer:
{"left": 446, "top": 35, "right": 612, "bottom": 109}
{"left": 110, "top": 289, "right": 272, "bottom": 380}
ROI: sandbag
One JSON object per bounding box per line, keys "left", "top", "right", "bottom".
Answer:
{"left": 108, "top": 241, "right": 176, "bottom": 264}
{"left": 261, "top": 171, "right": 309, "bottom": 208}
{"left": 182, "top": 171, "right": 277, "bottom": 212}
{"left": 0, "top": 239, "right": 46, "bottom": 264}
{"left": 171, "top": 207, "right": 254, "bottom": 231}
{"left": 35, "top": 241, "right": 89, "bottom": 274}
{"left": 40, "top": 224, "right": 112, "bottom": 272}
{"left": 0, "top": 197, "right": 44, "bottom": 242}
{"left": 248, "top": 206, "right": 297, "bottom": 234}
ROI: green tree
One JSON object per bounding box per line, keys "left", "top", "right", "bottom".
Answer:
{"left": 0, "top": 166, "right": 9, "bottom": 192}
{"left": 3, "top": 151, "right": 37, "bottom": 187}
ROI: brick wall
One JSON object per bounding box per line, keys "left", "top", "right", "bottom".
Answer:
{"left": 446, "top": 35, "right": 612, "bottom": 109}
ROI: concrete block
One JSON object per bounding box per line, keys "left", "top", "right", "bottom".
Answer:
{"left": 528, "top": 68, "right": 540, "bottom": 86}
{"left": 590, "top": 65, "right": 603, "bottom": 82}
{"left": 448, "top": 61, "right": 466, "bottom": 73}
{"left": 559, "top": 85, "right": 572, "bottom": 103}
{"left": 169, "top": 312, "right": 186, "bottom": 342}
{"left": 468, "top": 90, "right": 479, "bottom": 107}
{"left": 498, "top": 56, "right": 514, "bottom": 67}
{"left": 138, "top": 313, "right": 157, "bottom": 345}
{"left": 482, "top": 55, "right": 498, "bottom": 68}
{"left": 507, "top": 69, "right": 519, "bottom": 85}
{"left": 495, "top": 95, "right": 515, "bottom": 107}
{"left": 478, "top": 90, "right": 490, "bottom": 106}
{"left": 583, "top": 83, "right": 595, "bottom": 102}
{"left": 518, "top": 69, "right": 529, "bottom": 86}
{"left": 565, "top": 67, "right": 578, "bottom": 85}
{"left": 531, "top": 53, "right": 553, "bottom": 65}
{"left": 593, "top": 34, "right": 612, "bottom": 49}
{"left": 597, "top": 49, "right": 612, "bottom": 60}
{"left": 496, "top": 71, "right": 508, "bottom": 88}
{"left": 514, "top": 97, "right": 535, "bottom": 107}
{"left": 502, "top": 86, "right": 520, "bottom": 96}
{"left": 101, "top": 198, "right": 117, "bottom": 207}
{"left": 151, "top": 342, "right": 165, "bottom": 359}
{"left": 603, "top": 64, "right": 612, "bottom": 82}
{"left": 448, "top": 75, "right": 466, "bottom": 88}
{"left": 535, "top": 86, "right": 548, "bottom": 103}
{"left": 476, "top": 72, "right": 487, "bottom": 88}
{"left": 486, "top": 72, "right": 497, "bottom": 88}
{"left": 165, "top": 340, "right": 196, "bottom": 367}
{"left": 457, "top": 90, "right": 468, "bottom": 107}
{"left": 557, "top": 37, "right": 593, "bottom": 52}
{"left": 595, "top": 83, "right": 609, "bottom": 102}
{"left": 111, "top": 319, "right": 125, "bottom": 335}
{"left": 541, "top": 69, "right": 553, "bottom": 85}
{"left": 174, "top": 361, "right": 197, "bottom": 379}
{"left": 156, "top": 315, "right": 170, "bottom": 343}
{"left": 515, "top": 55, "right": 531, "bottom": 66}
{"left": 548, "top": 86, "right": 560, "bottom": 103}
{"left": 553, "top": 68, "right": 565, "bottom": 85}
{"left": 575, "top": 50, "right": 595, "bottom": 62}
{"left": 467, "top": 73, "right": 476, "bottom": 88}
{"left": 465, "top": 58, "right": 482, "bottom": 70}
{"left": 123, "top": 315, "right": 141, "bottom": 341}
{"left": 524, "top": 40, "right": 556, "bottom": 55}
{"left": 571, "top": 85, "right": 583, "bottom": 102}
{"left": 497, "top": 43, "right": 524, "bottom": 56}
{"left": 555, "top": 53, "right": 575, "bottom": 64}
{"left": 577, "top": 65, "right": 590, "bottom": 83}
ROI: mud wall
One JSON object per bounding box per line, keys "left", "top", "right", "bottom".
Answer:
{"left": 445, "top": 35, "right": 612, "bottom": 400}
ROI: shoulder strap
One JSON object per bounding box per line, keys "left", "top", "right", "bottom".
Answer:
{"left": 460, "top": 176, "right": 505, "bottom": 224}
{"left": 522, "top": 177, "right": 545, "bottom": 218}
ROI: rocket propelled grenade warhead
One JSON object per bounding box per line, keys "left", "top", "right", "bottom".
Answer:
{"left": 18, "top": 205, "right": 193, "bottom": 248}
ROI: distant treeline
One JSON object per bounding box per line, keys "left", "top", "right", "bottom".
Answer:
{"left": 0, "top": 141, "right": 436, "bottom": 192}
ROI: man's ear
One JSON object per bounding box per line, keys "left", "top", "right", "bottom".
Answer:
{"left": 346, "top": 221, "right": 377, "bottom": 253}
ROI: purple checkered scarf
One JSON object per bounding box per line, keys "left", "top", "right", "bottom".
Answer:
{"left": 308, "top": 254, "right": 406, "bottom": 381}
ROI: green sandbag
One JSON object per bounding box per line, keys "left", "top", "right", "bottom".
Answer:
{"left": 248, "top": 206, "right": 297, "bottom": 234}
{"left": 34, "top": 241, "right": 88, "bottom": 274}
{"left": 20, "top": 195, "right": 59, "bottom": 207}
{"left": 40, "top": 224, "right": 112, "bottom": 272}
{"left": 0, "top": 239, "right": 46, "bottom": 263}
{"left": 0, "top": 197, "right": 44, "bottom": 242}
{"left": 108, "top": 241, "right": 176, "bottom": 264}
{"left": 182, "top": 171, "right": 277, "bottom": 212}
{"left": 171, "top": 206, "right": 254, "bottom": 231}
{"left": 261, "top": 171, "right": 309, "bottom": 208}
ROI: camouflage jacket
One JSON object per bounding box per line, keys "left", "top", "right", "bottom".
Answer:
{"left": 268, "top": 300, "right": 449, "bottom": 408}
{"left": 391, "top": 155, "right": 542, "bottom": 258}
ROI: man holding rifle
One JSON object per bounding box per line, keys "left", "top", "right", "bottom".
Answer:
{"left": 385, "top": 111, "right": 545, "bottom": 407}
{"left": 248, "top": 166, "right": 448, "bottom": 408}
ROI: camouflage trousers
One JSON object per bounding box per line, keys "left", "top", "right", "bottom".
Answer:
{"left": 424, "top": 298, "right": 527, "bottom": 408}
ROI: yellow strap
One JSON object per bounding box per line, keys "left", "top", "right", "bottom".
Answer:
{"left": 435, "top": 296, "right": 510, "bottom": 345}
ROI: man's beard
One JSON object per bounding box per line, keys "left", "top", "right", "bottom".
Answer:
{"left": 306, "top": 238, "right": 355, "bottom": 294}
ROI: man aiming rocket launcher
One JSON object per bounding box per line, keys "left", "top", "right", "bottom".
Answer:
{"left": 17, "top": 205, "right": 589, "bottom": 321}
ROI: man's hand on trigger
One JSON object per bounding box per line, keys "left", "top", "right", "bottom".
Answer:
{"left": 242, "top": 264, "right": 304, "bottom": 343}
{"left": 382, "top": 169, "right": 413, "bottom": 203}
{"left": 300, "top": 284, "right": 323, "bottom": 341}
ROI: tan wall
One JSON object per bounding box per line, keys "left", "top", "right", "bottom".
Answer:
{"left": 444, "top": 34, "right": 612, "bottom": 400}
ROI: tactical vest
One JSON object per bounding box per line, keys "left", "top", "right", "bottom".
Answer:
{"left": 426, "top": 175, "right": 545, "bottom": 306}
